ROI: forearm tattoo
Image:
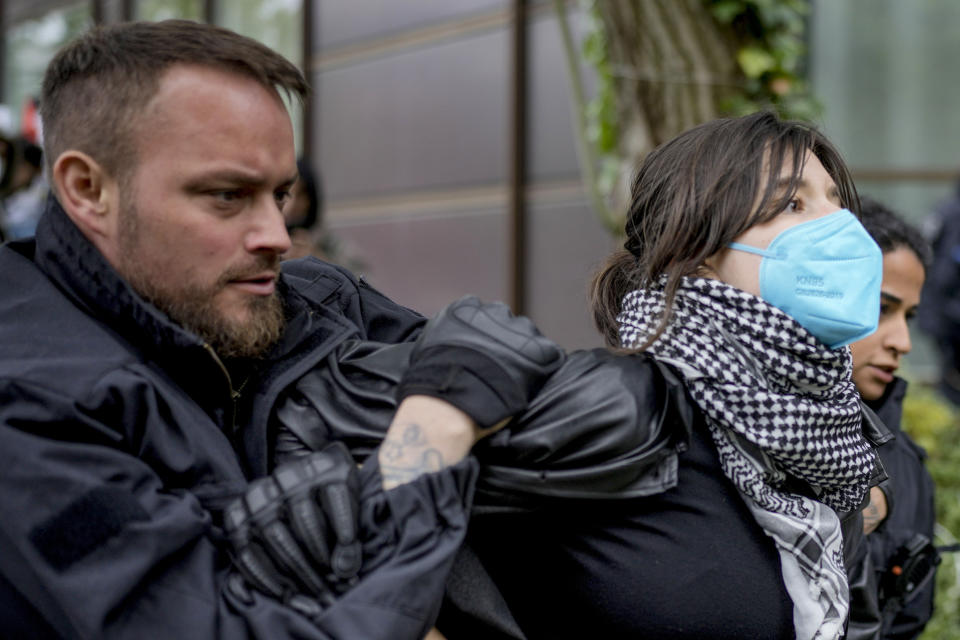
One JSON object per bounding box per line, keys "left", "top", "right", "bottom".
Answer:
{"left": 379, "top": 423, "right": 446, "bottom": 490}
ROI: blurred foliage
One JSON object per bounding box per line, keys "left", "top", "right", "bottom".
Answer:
{"left": 902, "top": 383, "right": 960, "bottom": 639}
{"left": 135, "top": 0, "right": 204, "bottom": 21}
{"left": 557, "top": 0, "right": 821, "bottom": 236}
{"left": 580, "top": 8, "right": 622, "bottom": 232}
{"left": 707, "top": 0, "right": 821, "bottom": 121}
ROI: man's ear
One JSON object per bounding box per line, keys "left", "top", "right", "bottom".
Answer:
{"left": 51, "top": 150, "right": 121, "bottom": 259}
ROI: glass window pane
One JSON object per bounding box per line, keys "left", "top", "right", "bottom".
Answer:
{"left": 135, "top": 0, "right": 204, "bottom": 21}
{"left": 4, "top": 3, "right": 92, "bottom": 134}
{"left": 217, "top": 0, "right": 302, "bottom": 66}
{"left": 809, "top": 0, "right": 960, "bottom": 216}
{"left": 216, "top": 0, "right": 304, "bottom": 152}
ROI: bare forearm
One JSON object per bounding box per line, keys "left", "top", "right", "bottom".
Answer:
{"left": 378, "top": 395, "right": 476, "bottom": 491}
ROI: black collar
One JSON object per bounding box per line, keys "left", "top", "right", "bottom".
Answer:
{"left": 34, "top": 194, "right": 208, "bottom": 357}
{"left": 865, "top": 376, "right": 907, "bottom": 434}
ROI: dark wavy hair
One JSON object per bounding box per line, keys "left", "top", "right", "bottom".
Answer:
{"left": 858, "top": 196, "right": 932, "bottom": 269}
{"left": 288, "top": 158, "right": 323, "bottom": 231}
{"left": 590, "top": 111, "right": 859, "bottom": 348}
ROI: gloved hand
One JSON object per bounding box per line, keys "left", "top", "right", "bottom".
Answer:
{"left": 396, "top": 296, "right": 565, "bottom": 429}
{"left": 224, "top": 442, "right": 362, "bottom": 614}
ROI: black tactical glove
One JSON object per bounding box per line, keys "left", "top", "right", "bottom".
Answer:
{"left": 224, "top": 442, "right": 361, "bottom": 614}
{"left": 396, "top": 296, "right": 565, "bottom": 428}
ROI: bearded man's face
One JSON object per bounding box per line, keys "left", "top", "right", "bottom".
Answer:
{"left": 111, "top": 65, "right": 297, "bottom": 358}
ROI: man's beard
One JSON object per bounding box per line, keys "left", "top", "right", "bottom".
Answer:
{"left": 133, "top": 268, "right": 286, "bottom": 360}
{"left": 117, "top": 209, "right": 286, "bottom": 360}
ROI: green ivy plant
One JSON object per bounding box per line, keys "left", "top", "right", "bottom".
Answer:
{"left": 557, "top": 0, "right": 822, "bottom": 235}
{"left": 708, "top": 0, "right": 821, "bottom": 121}
{"left": 553, "top": 0, "right": 622, "bottom": 234}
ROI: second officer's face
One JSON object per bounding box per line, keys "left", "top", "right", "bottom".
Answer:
{"left": 850, "top": 247, "right": 925, "bottom": 401}
{"left": 114, "top": 64, "right": 298, "bottom": 358}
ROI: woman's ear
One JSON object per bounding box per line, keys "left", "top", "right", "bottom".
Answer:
{"left": 50, "top": 150, "right": 121, "bottom": 259}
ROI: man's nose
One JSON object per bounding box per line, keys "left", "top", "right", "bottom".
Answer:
{"left": 247, "top": 198, "right": 292, "bottom": 255}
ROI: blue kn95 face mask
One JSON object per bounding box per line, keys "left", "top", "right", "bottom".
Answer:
{"left": 728, "top": 209, "right": 883, "bottom": 349}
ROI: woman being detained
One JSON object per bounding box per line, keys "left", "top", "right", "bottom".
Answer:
{"left": 269, "top": 111, "right": 890, "bottom": 640}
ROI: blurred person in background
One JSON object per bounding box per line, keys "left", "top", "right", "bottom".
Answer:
{"left": 283, "top": 157, "right": 364, "bottom": 271}
{"left": 284, "top": 157, "right": 324, "bottom": 260}
{"left": 918, "top": 178, "right": 960, "bottom": 405}
{"left": 0, "top": 134, "right": 47, "bottom": 240}
{"left": 849, "top": 197, "right": 937, "bottom": 640}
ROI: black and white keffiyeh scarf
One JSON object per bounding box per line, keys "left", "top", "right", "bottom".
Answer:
{"left": 617, "top": 277, "right": 878, "bottom": 640}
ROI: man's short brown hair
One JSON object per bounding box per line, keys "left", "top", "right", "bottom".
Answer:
{"left": 40, "top": 19, "right": 309, "bottom": 182}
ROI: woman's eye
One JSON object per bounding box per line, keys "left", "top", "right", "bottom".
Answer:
{"left": 787, "top": 198, "right": 801, "bottom": 212}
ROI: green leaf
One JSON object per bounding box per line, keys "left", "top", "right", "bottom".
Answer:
{"left": 582, "top": 30, "right": 605, "bottom": 63}
{"left": 737, "top": 46, "right": 776, "bottom": 78}
{"left": 710, "top": 0, "right": 744, "bottom": 23}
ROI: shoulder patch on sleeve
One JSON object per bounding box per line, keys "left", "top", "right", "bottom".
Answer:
{"left": 29, "top": 486, "right": 149, "bottom": 571}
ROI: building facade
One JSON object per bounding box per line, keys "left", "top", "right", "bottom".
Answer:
{"left": 3, "top": 0, "right": 957, "bottom": 361}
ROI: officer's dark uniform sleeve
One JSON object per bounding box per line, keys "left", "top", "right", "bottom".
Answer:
{"left": 282, "top": 257, "right": 426, "bottom": 344}
{"left": 0, "top": 378, "right": 476, "bottom": 639}
{"left": 320, "top": 455, "right": 478, "bottom": 639}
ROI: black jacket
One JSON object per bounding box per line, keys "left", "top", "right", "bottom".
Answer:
{"left": 0, "top": 196, "right": 478, "bottom": 639}
{"left": 278, "top": 339, "right": 684, "bottom": 498}
{"left": 868, "top": 378, "right": 937, "bottom": 639}
{"left": 280, "top": 336, "right": 892, "bottom": 638}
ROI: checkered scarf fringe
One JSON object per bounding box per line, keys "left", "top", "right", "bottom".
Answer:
{"left": 617, "top": 277, "right": 878, "bottom": 640}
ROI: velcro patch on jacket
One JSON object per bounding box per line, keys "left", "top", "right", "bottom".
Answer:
{"left": 29, "top": 487, "right": 149, "bottom": 571}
